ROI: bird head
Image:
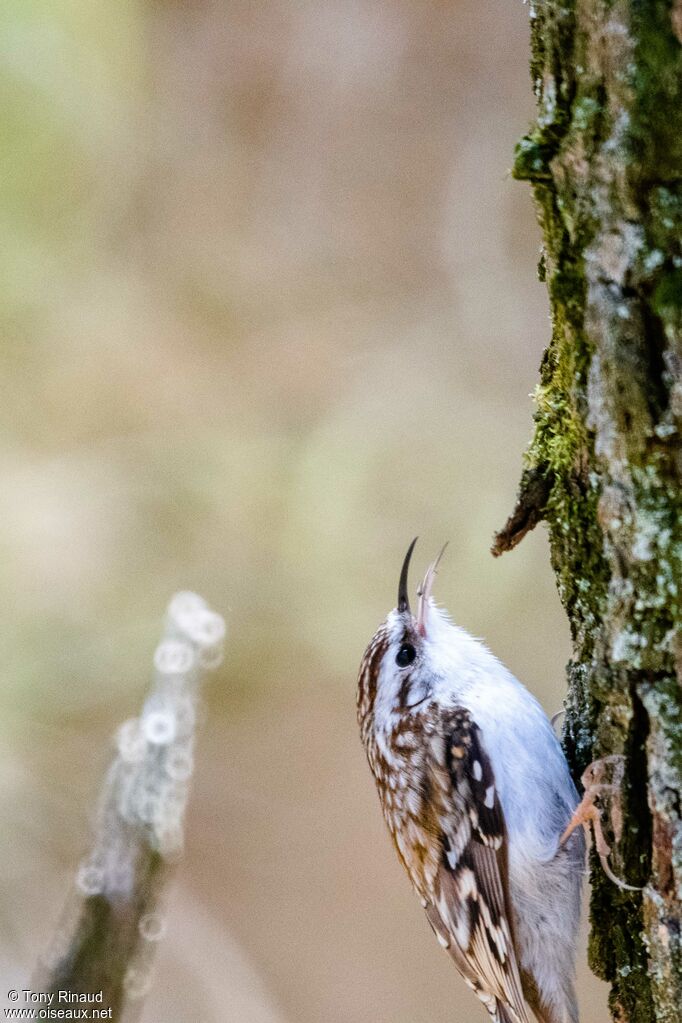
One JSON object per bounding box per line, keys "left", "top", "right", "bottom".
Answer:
{"left": 357, "top": 538, "right": 450, "bottom": 732}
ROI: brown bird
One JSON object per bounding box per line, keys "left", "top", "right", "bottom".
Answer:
{"left": 357, "top": 540, "right": 584, "bottom": 1023}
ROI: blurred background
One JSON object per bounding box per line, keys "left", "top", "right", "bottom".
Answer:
{"left": 0, "top": 1, "right": 608, "bottom": 1021}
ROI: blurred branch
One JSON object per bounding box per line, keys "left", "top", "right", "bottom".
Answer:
{"left": 34, "top": 592, "right": 225, "bottom": 1021}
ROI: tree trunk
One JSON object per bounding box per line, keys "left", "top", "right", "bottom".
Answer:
{"left": 492, "top": 2, "right": 682, "bottom": 1021}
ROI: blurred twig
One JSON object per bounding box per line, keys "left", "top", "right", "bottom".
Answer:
{"left": 34, "top": 592, "right": 225, "bottom": 1021}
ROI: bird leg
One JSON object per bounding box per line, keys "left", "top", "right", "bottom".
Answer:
{"left": 560, "top": 756, "right": 641, "bottom": 892}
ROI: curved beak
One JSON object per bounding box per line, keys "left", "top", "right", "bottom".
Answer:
{"left": 397, "top": 537, "right": 418, "bottom": 614}
{"left": 417, "top": 542, "right": 448, "bottom": 635}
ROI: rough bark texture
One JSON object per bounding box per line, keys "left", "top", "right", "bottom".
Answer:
{"left": 497, "top": 2, "right": 682, "bottom": 1021}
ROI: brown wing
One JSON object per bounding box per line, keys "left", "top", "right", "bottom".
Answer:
{"left": 424, "top": 706, "right": 530, "bottom": 1023}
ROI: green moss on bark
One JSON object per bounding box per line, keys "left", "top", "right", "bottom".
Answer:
{"left": 505, "top": 1, "right": 682, "bottom": 1019}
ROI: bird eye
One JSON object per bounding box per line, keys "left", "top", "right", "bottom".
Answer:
{"left": 395, "top": 643, "right": 416, "bottom": 667}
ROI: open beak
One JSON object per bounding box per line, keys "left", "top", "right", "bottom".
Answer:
{"left": 397, "top": 537, "right": 418, "bottom": 614}
{"left": 416, "top": 542, "right": 448, "bottom": 636}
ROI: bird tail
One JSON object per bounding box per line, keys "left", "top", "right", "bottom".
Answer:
{"left": 494, "top": 1004, "right": 526, "bottom": 1023}
{"left": 510, "top": 992, "right": 579, "bottom": 1023}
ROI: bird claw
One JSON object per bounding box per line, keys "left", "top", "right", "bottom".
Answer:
{"left": 550, "top": 708, "right": 565, "bottom": 731}
{"left": 560, "top": 755, "right": 642, "bottom": 892}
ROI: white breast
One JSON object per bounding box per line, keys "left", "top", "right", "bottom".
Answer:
{"left": 426, "top": 611, "right": 578, "bottom": 864}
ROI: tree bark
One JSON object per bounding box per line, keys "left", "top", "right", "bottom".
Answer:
{"left": 494, "top": 2, "right": 682, "bottom": 1021}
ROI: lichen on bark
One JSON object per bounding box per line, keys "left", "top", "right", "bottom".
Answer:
{"left": 496, "top": 2, "right": 682, "bottom": 1020}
